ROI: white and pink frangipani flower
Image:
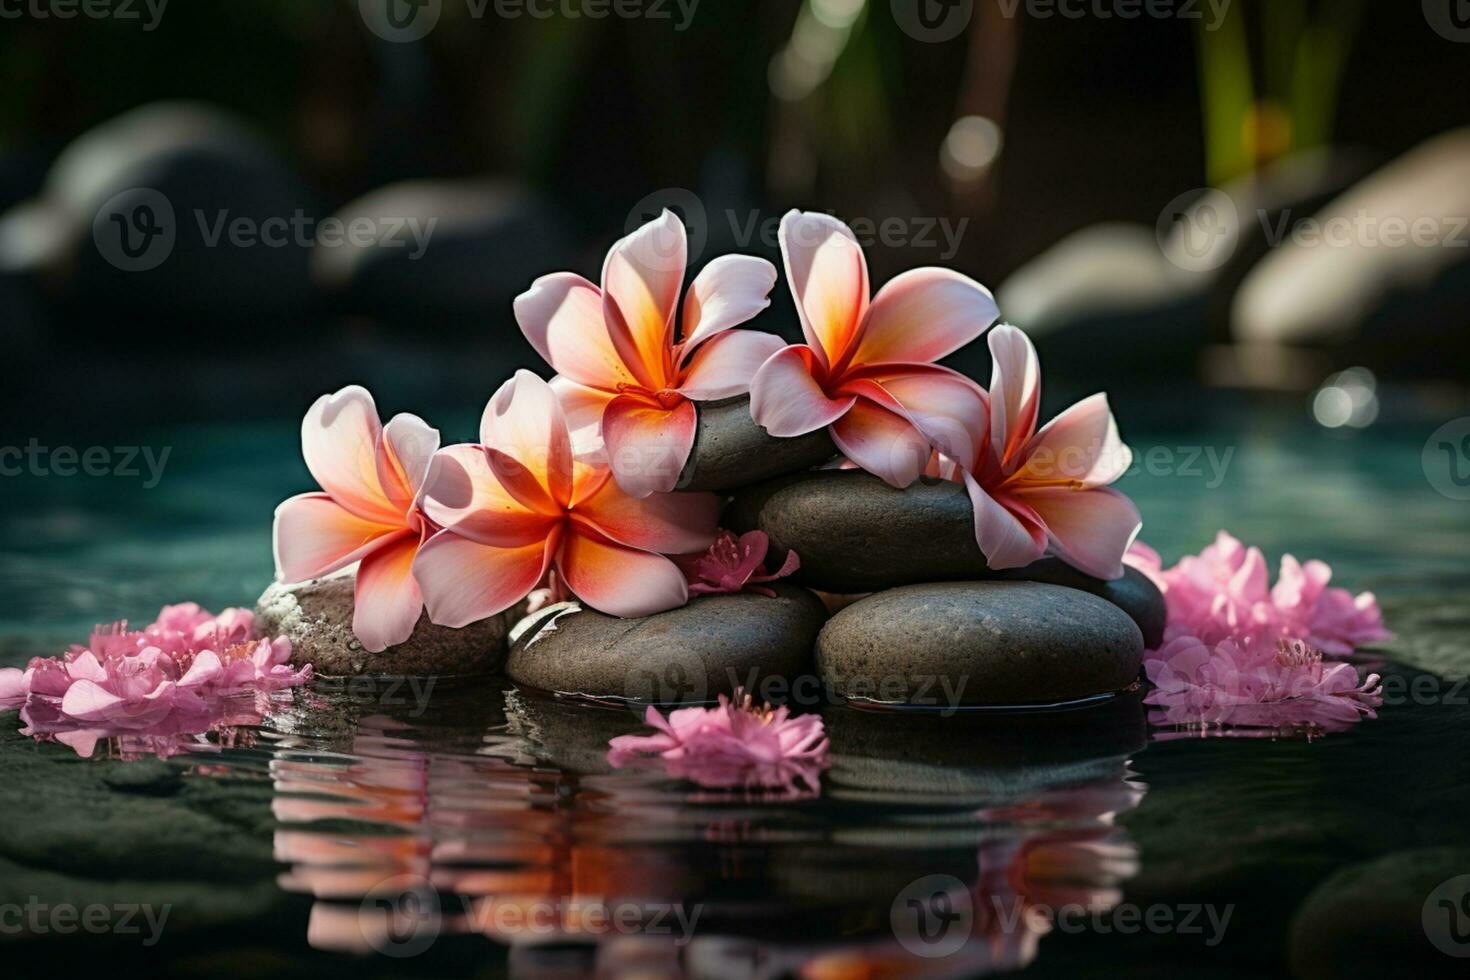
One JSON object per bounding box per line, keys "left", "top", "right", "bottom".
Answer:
{"left": 515, "top": 209, "right": 782, "bottom": 497}
{"left": 412, "top": 370, "right": 720, "bottom": 625}
{"left": 273, "top": 386, "right": 440, "bottom": 653}
{"left": 748, "top": 210, "right": 999, "bottom": 488}
{"left": 953, "top": 325, "right": 1141, "bottom": 580}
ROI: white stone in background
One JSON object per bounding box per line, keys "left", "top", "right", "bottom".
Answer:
{"left": 1234, "top": 129, "right": 1470, "bottom": 346}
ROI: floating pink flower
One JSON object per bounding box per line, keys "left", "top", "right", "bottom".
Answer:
{"left": 943, "top": 325, "right": 1141, "bottom": 579}
{"left": 273, "top": 386, "right": 440, "bottom": 653}
{"left": 413, "top": 370, "right": 719, "bottom": 624}
{"left": 516, "top": 210, "right": 783, "bottom": 497}
{"left": 1127, "top": 532, "right": 1391, "bottom": 654}
{"left": 676, "top": 530, "right": 799, "bottom": 597}
{"left": 608, "top": 693, "right": 829, "bottom": 794}
{"left": 1144, "top": 634, "right": 1382, "bottom": 735}
{"left": 0, "top": 604, "right": 311, "bottom": 759}
{"left": 749, "top": 210, "right": 998, "bottom": 488}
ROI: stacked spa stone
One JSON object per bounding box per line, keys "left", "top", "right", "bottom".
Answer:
{"left": 512, "top": 395, "right": 1160, "bottom": 709}
{"left": 724, "top": 468, "right": 1157, "bottom": 707}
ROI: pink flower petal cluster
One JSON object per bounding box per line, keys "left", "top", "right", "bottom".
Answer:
{"left": 1127, "top": 532, "right": 1391, "bottom": 654}
{"left": 608, "top": 693, "right": 829, "bottom": 794}
{"left": 676, "top": 529, "right": 800, "bottom": 597}
{"left": 1144, "top": 635, "right": 1383, "bottom": 734}
{"left": 0, "top": 604, "right": 310, "bottom": 758}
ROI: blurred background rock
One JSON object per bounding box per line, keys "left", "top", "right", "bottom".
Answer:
{"left": 0, "top": 0, "right": 1467, "bottom": 440}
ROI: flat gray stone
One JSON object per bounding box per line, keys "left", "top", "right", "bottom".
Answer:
{"left": 255, "top": 569, "right": 507, "bottom": 676}
{"left": 990, "top": 558, "right": 1167, "bottom": 649}
{"left": 816, "top": 582, "right": 1144, "bottom": 706}
{"left": 725, "top": 470, "right": 986, "bottom": 592}
{"left": 677, "top": 395, "right": 837, "bottom": 492}
{"left": 506, "top": 583, "right": 826, "bottom": 703}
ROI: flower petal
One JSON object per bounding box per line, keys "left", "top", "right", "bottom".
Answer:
{"left": 550, "top": 375, "right": 617, "bottom": 453}
{"left": 377, "top": 413, "right": 440, "bottom": 515}
{"left": 557, "top": 526, "right": 689, "bottom": 617}
{"left": 514, "top": 272, "right": 639, "bottom": 390}
{"left": 480, "top": 369, "right": 574, "bottom": 509}
{"left": 1023, "top": 486, "right": 1143, "bottom": 580}
{"left": 574, "top": 476, "right": 719, "bottom": 554}
{"left": 601, "top": 210, "right": 686, "bottom": 389}
{"left": 413, "top": 529, "right": 556, "bottom": 628}
{"left": 600, "top": 394, "right": 698, "bottom": 498}
{"left": 778, "top": 210, "right": 869, "bottom": 368}
{"left": 677, "top": 329, "right": 787, "bottom": 401}
{"left": 749, "top": 344, "right": 856, "bottom": 437}
{"left": 845, "top": 363, "right": 989, "bottom": 472}
{"left": 273, "top": 493, "right": 407, "bottom": 583}
{"left": 301, "top": 385, "right": 401, "bottom": 524}
{"left": 680, "top": 254, "right": 778, "bottom": 349}
{"left": 963, "top": 473, "right": 1047, "bottom": 570}
{"left": 987, "top": 325, "right": 1041, "bottom": 469}
{"left": 353, "top": 533, "right": 425, "bottom": 652}
{"left": 419, "top": 445, "right": 557, "bottom": 547}
{"left": 1019, "top": 393, "right": 1131, "bottom": 488}
{"left": 828, "top": 399, "right": 932, "bottom": 489}
{"left": 852, "top": 268, "right": 999, "bottom": 366}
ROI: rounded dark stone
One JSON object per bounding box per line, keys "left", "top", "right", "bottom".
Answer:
{"left": 725, "top": 470, "right": 986, "bottom": 592}
{"left": 1289, "top": 848, "right": 1470, "bottom": 980}
{"left": 255, "top": 569, "right": 507, "bottom": 677}
{"left": 506, "top": 584, "right": 826, "bottom": 704}
{"left": 991, "top": 558, "right": 1167, "bottom": 649}
{"left": 677, "top": 396, "right": 837, "bottom": 492}
{"left": 815, "top": 581, "right": 1144, "bottom": 707}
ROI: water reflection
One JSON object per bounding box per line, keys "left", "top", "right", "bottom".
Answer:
{"left": 268, "top": 683, "right": 1148, "bottom": 977}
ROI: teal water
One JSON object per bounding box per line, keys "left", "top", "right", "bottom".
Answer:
{"left": 2, "top": 396, "right": 1469, "bottom": 978}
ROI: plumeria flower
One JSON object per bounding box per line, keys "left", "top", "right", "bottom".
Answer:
{"left": 515, "top": 210, "right": 782, "bottom": 497}
{"left": 952, "top": 324, "right": 1141, "bottom": 580}
{"left": 749, "top": 210, "right": 999, "bottom": 488}
{"left": 412, "top": 370, "right": 720, "bottom": 624}
{"left": 273, "top": 386, "right": 440, "bottom": 653}
{"left": 676, "top": 529, "right": 800, "bottom": 597}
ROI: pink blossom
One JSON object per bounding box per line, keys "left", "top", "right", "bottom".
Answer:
{"left": 1144, "top": 634, "right": 1382, "bottom": 735}
{"left": 0, "top": 603, "right": 311, "bottom": 759}
{"left": 1127, "top": 532, "right": 1391, "bottom": 654}
{"left": 608, "top": 693, "right": 829, "bottom": 794}
{"left": 748, "top": 210, "right": 999, "bottom": 490}
{"left": 273, "top": 385, "right": 441, "bottom": 653}
{"left": 936, "top": 326, "right": 1142, "bottom": 579}
{"left": 676, "top": 530, "right": 799, "bottom": 597}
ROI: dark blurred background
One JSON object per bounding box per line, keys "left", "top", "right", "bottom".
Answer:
{"left": 2, "top": 0, "right": 1468, "bottom": 441}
